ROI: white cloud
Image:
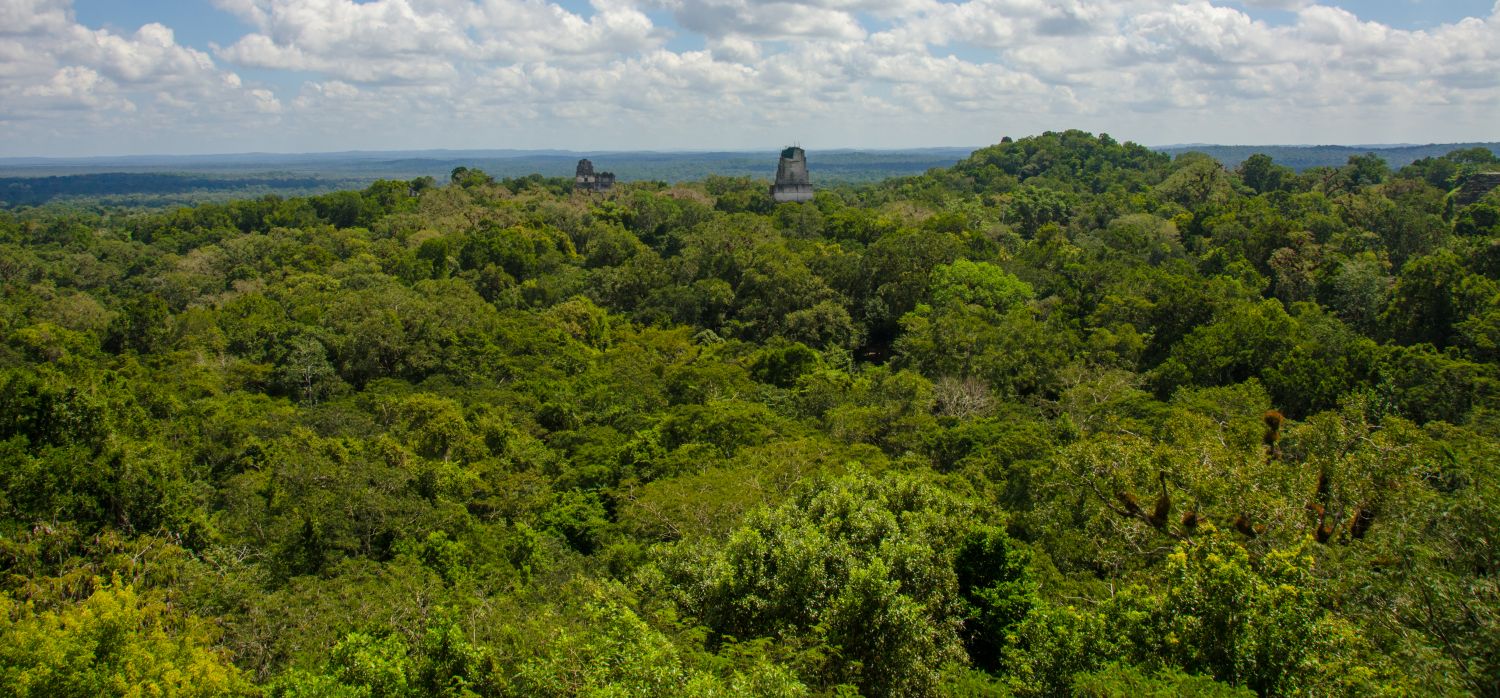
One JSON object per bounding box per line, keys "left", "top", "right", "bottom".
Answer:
{"left": 214, "top": 0, "right": 468, "bottom": 83}
{"left": 19, "top": 65, "right": 130, "bottom": 110}
{"left": 1, "top": 0, "right": 1498, "bottom": 153}
{"left": 667, "top": 0, "right": 868, "bottom": 40}
{"left": 0, "top": 0, "right": 278, "bottom": 151}
{"left": 215, "top": 0, "right": 664, "bottom": 82}
{"left": 467, "top": 0, "right": 662, "bottom": 61}
{"left": 67, "top": 23, "right": 219, "bottom": 84}
{"left": 1237, "top": 0, "right": 1311, "bottom": 9}
{"left": 709, "top": 35, "right": 760, "bottom": 62}
{"left": 0, "top": 0, "right": 74, "bottom": 36}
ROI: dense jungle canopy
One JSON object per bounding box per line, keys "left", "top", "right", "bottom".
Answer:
{"left": 2, "top": 130, "right": 1499, "bottom": 696}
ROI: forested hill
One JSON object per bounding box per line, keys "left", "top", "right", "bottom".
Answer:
{"left": 2, "top": 130, "right": 1499, "bottom": 696}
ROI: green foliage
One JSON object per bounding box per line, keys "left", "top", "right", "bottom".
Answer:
{"left": 1073, "top": 663, "right": 1253, "bottom": 697}
{"left": 0, "top": 583, "right": 253, "bottom": 697}
{"left": 749, "top": 341, "right": 820, "bottom": 388}
{"left": 0, "top": 131, "right": 1494, "bottom": 696}
{"left": 1005, "top": 186, "right": 1074, "bottom": 237}
{"left": 1382, "top": 248, "right": 1495, "bottom": 347}
{"left": 955, "top": 526, "right": 1036, "bottom": 670}
{"left": 1238, "top": 153, "right": 1291, "bottom": 194}
{"left": 661, "top": 471, "right": 1021, "bottom": 696}
{"left": 330, "top": 633, "right": 412, "bottom": 697}
{"left": 954, "top": 129, "right": 1169, "bottom": 195}
{"left": 1001, "top": 601, "right": 1116, "bottom": 696}
{"left": 1092, "top": 213, "right": 1182, "bottom": 262}
{"left": 1158, "top": 153, "right": 1235, "bottom": 212}
{"left": 929, "top": 259, "right": 1034, "bottom": 311}
{"left": 1146, "top": 538, "right": 1324, "bottom": 693}
{"left": 1152, "top": 298, "right": 1297, "bottom": 393}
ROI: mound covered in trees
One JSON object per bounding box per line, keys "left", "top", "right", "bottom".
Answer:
{"left": 2, "top": 130, "right": 1499, "bottom": 696}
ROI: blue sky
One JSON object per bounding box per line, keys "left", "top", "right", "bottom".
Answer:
{"left": 69, "top": 0, "right": 1497, "bottom": 40}
{"left": 3, "top": 0, "right": 1497, "bottom": 155}
{"left": 74, "top": 2, "right": 241, "bottom": 46}
{"left": 1231, "top": 0, "right": 1496, "bottom": 28}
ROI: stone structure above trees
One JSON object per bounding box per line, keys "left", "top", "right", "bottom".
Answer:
{"left": 770, "top": 146, "right": 814, "bottom": 203}
{"left": 575, "top": 159, "right": 615, "bottom": 192}
{"left": 1455, "top": 172, "right": 1500, "bottom": 206}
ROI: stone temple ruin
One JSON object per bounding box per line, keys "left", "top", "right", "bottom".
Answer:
{"left": 1456, "top": 172, "right": 1500, "bottom": 206}
{"left": 574, "top": 149, "right": 819, "bottom": 199}
{"left": 575, "top": 159, "right": 615, "bottom": 193}
{"left": 770, "top": 146, "right": 814, "bottom": 203}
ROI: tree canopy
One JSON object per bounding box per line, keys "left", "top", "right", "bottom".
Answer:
{"left": 1, "top": 132, "right": 1498, "bottom": 696}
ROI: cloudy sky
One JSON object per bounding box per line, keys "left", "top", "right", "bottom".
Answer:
{"left": 1, "top": 0, "right": 1497, "bottom": 156}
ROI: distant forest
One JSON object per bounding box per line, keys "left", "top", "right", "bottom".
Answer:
{"left": 0, "top": 149, "right": 977, "bottom": 207}
{"left": 0, "top": 173, "right": 347, "bottom": 208}
{"left": 4, "top": 142, "right": 1495, "bottom": 208}
{"left": 1156, "top": 142, "right": 1500, "bottom": 171}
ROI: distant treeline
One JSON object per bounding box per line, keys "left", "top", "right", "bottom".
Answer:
{"left": 0, "top": 154, "right": 973, "bottom": 207}
{"left": 1158, "top": 142, "right": 1500, "bottom": 171}
{"left": 354, "top": 150, "right": 973, "bottom": 184}
{"left": 5, "top": 143, "right": 1498, "bottom": 208}
{"left": 0, "top": 172, "right": 334, "bottom": 207}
